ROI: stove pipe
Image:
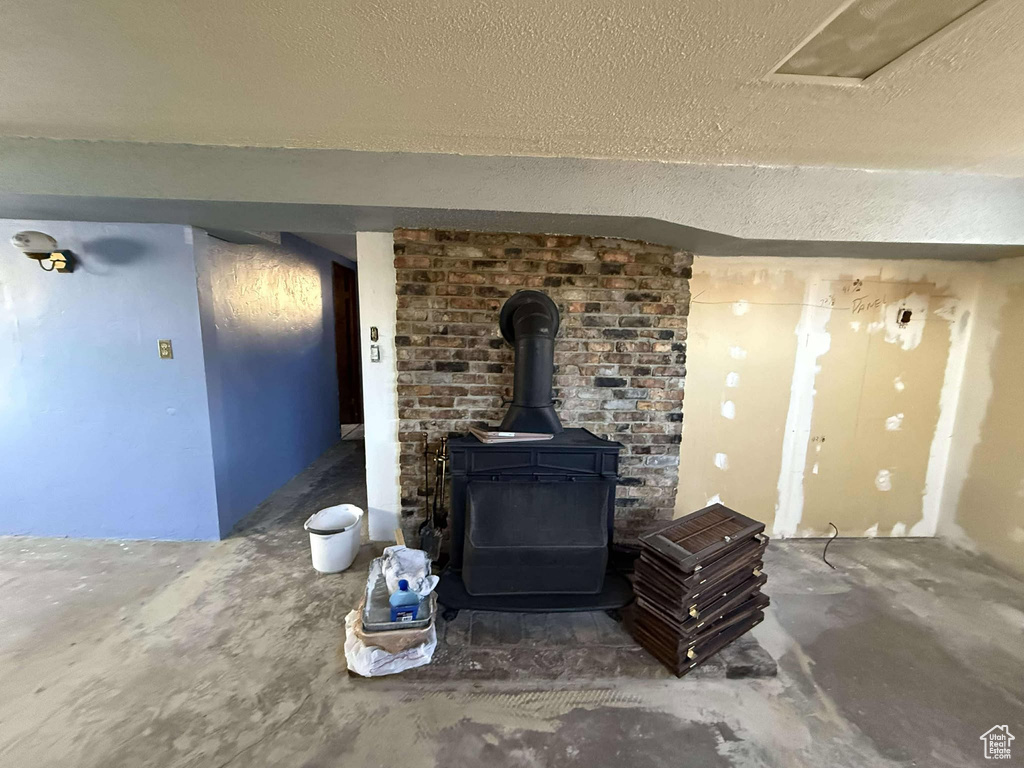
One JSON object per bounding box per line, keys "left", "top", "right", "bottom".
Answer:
{"left": 498, "top": 290, "right": 563, "bottom": 434}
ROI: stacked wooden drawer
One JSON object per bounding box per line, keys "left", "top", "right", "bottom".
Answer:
{"left": 629, "top": 504, "right": 769, "bottom": 677}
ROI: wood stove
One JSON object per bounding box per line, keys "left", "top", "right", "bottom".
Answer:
{"left": 436, "top": 290, "right": 632, "bottom": 614}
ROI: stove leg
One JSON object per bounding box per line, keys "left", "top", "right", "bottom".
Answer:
{"left": 441, "top": 607, "right": 460, "bottom": 622}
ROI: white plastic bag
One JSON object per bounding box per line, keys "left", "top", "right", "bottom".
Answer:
{"left": 344, "top": 609, "right": 437, "bottom": 677}
{"left": 381, "top": 545, "right": 439, "bottom": 598}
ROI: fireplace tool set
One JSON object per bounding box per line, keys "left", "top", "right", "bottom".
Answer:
{"left": 418, "top": 435, "right": 449, "bottom": 563}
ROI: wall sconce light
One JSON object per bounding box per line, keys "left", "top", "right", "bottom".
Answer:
{"left": 10, "top": 231, "right": 75, "bottom": 273}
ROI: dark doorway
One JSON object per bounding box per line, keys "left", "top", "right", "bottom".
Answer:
{"left": 332, "top": 262, "right": 363, "bottom": 426}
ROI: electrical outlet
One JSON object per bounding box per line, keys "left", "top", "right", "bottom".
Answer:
{"left": 158, "top": 339, "right": 174, "bottom": 359}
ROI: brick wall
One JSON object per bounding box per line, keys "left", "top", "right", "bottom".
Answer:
{"left": 393, "top": 229, "right": 691, "bottom": 542}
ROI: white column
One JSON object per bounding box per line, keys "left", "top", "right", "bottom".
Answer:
{"left": 356, "top": 232, "right": 400, "bottom": 541}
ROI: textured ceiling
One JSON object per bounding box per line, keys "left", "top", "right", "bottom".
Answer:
{"left": 1, "top": 0, "right": 1023, "bottom": 174}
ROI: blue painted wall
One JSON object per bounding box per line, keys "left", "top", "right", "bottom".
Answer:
{"left": 0, "top": 221, "right": 221, "bottom": 539}
{"left": 194, "top": 231, "right": 347, "bottom": 535}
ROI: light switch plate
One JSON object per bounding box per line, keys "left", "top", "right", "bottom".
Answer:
{"left": 158, "top": 339, "right": 174, "bottom": 359}
{"left": 370, "top": 344, "right": 381, "bottom": 362}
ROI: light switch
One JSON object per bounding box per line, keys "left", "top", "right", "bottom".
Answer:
{"left": 370, "top": 344, "right": 381, "bottom": 362}
{"left": 158, "top": 339, "right": 174, "bottom": 359}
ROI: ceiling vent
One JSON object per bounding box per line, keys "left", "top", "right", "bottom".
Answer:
{"left": 772, "top": 0, "right": 989, "bottom": 83}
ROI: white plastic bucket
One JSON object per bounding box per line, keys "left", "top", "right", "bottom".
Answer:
{"left": 304, "top": 504, "right": 364, "bottom": 573}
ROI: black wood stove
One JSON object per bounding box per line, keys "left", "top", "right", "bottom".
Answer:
{"left": 436, "top": 290, "right": 632, "bottom": 614}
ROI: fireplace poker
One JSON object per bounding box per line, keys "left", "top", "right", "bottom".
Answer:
{"left": 418, "top": 435, "right": 449, "bottom": 562}
{"left": 433, "top": 436, "right": 449, "bottom": 530}
{"left": 418, "top": 433, "right": 438, "bottom": 559}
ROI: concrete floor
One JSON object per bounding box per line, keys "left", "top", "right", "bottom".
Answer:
{"left": 2, "top": 441, "right": 1023, "bottom": 768}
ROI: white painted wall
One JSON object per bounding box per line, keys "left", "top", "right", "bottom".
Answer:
{"left": 3, "top": 138, "right": 1024, "bottom": 258}
{"left": 356, "top": 232, "right": 401, "bottom": 541}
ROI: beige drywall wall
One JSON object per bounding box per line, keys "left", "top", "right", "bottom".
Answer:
{"left": 676, "top": 266, "right": 805, "bottom": 527}
{"left": 941, "top": 258, "right": 1024, "bottom": 574}
{"left": 677, "top": 256, "right": 981, "bottom": 538}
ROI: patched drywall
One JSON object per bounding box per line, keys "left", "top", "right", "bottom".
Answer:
{"left": 678, "top": 267, "right": 805, "bottom": 528}
{"left": 677, "top": 256, "right": 981, "bottom": 538}
{"left": 943, "top": 257, "right": 1024, "bottom": 574}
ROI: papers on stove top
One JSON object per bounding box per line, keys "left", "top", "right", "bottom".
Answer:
{"left": 469, "top": 426, "right": 555, "bottom": 444}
